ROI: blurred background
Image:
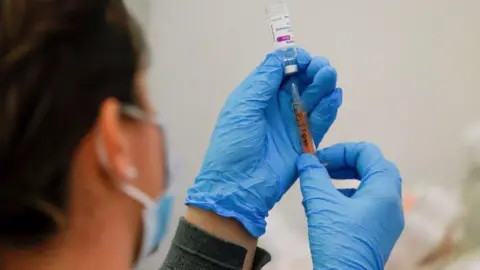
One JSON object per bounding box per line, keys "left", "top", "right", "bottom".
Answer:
{"left": 124, "top": 0, "right": 480, "bottom": 269}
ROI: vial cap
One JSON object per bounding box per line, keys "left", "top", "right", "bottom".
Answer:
{"left": 284, "top": 65, "right": 298, "bottom": 75}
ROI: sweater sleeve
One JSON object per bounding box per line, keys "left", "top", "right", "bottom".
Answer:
{"left": 160, "top": 218, "right": 271, "bottom": 270}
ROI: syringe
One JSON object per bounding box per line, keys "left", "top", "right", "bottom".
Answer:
{"left": 266, "top": 1, "right": 316, "bottom": 154}
{"left": 291, "top": 82, "right": 317, "bottom": 154}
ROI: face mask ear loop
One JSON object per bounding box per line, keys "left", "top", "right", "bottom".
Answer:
{"left": 122, "top": 183, "right": 158, "bottom": 264}
{"left": 121, "top": 184, "right": 156, "bottom": 208}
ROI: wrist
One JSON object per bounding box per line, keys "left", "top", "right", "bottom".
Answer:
{"left": 185, "top": 206, "right": 257, "bottom": 245}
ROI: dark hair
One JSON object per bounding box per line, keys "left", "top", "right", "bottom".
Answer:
{"left": 0, "top": 0, "right": 145, "bottom": 247}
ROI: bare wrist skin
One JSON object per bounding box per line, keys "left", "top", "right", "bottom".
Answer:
{"left": 185, "top": 206, "right": 258, "bottom": 270}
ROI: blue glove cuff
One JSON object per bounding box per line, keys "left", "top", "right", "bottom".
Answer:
{"left": 185, "top": 171, "right": 269, "bottom": 238}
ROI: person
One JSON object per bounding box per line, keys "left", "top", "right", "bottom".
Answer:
{"left": 0, "top": 0, "right": 404, "bottom": 269}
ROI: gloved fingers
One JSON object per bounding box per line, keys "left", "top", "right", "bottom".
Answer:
{"left": 295, "top": 49, "right": 330, "bottom": 87}
{"left": 305, "top": 56, "right": 331, "bottom": 82}
{"left": 316, "top": 146, "right": 360, "bottom": 179}
{"left": 308, "top": 88, "right": 343, "bottom": 145}
{"left": 354, "top": 159, "right": 402, "bottom": 201}
{"left": 338, "top": 188, "right": 357, "bottom": 198}
{"left": 295, "top": 48, "right": 314, "bottom": 72}
{"left": 297, "top": 154, "right": 340, "bottom": 210}
{"left": 317, "top": 142, "right": 402, "bottom": 199}
{"left": 230, "top": 52, "right": 284, "bottom": 112}
{"left": 316, "top": 142, "right": 382, "bottom": 176}
{"left": 301, "top": 64, "right": 337, "bottom": 113}
{"left": 338, "top": 142, "right": 401, "bottom": 200}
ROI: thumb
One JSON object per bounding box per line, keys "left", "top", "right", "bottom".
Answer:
{"left": 297, "top": 154, "right": 339, "bottom": 208}
{"left": 230, "top": 52, "right": 284, "bottom": 110}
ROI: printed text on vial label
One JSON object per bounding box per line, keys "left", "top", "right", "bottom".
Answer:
{"left": 269, "top": 15, "right": 296, "bottom": 49}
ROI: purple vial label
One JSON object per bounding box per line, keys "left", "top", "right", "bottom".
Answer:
{"left": 277, "top": 35, "right": 291, "bottom": 42}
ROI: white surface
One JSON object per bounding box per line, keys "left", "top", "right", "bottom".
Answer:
{"left": 124, "top": 0, "right": 480, "bottom": 269}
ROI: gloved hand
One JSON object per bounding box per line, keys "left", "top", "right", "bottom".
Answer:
{"left": 186, "top": 49, "right": 343, "bottom": 237}
{"left": 298, "top": 142, "right": 404, "bottom": 270}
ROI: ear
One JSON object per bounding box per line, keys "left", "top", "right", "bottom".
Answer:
{"left": 97, "top": 98, "right": 135, "bottom": 181}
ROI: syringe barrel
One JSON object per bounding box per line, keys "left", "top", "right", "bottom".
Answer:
{"left": 293, "top": 104, "right": 316, "bottom": 154}
{"left": 266, "top": 1, "right": 298, "bottom": 75}
{"left": 291, "top": 83, "right": 316, "bottom": 154}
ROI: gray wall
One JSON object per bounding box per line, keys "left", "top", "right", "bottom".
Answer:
{"left": 125, "top": 0, "right": 480, "bottom": 269}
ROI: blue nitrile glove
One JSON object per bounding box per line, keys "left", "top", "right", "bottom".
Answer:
{"left": 186, "top": 49, "right": 343, "bottom": 237}
{"left": 298, "top": 142, "right": 404, "bottom": 270}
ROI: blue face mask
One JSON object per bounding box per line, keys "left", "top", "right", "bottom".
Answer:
{"left": 120, "top": 181, "right": 175, "bottom": 264}
{"left": 149, "top": 194, "right": 174, "bottom": 252}
{"left": 120, "top": 143, "right": 176, "bottom": 264}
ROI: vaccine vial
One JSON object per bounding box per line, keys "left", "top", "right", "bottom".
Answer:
{"left": 266, "top": 1, "right": 298, "bottom": 75}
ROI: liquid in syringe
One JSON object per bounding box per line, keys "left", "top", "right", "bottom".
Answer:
{"left": 291, "top": 83, "right": 317, "bottom": 154}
